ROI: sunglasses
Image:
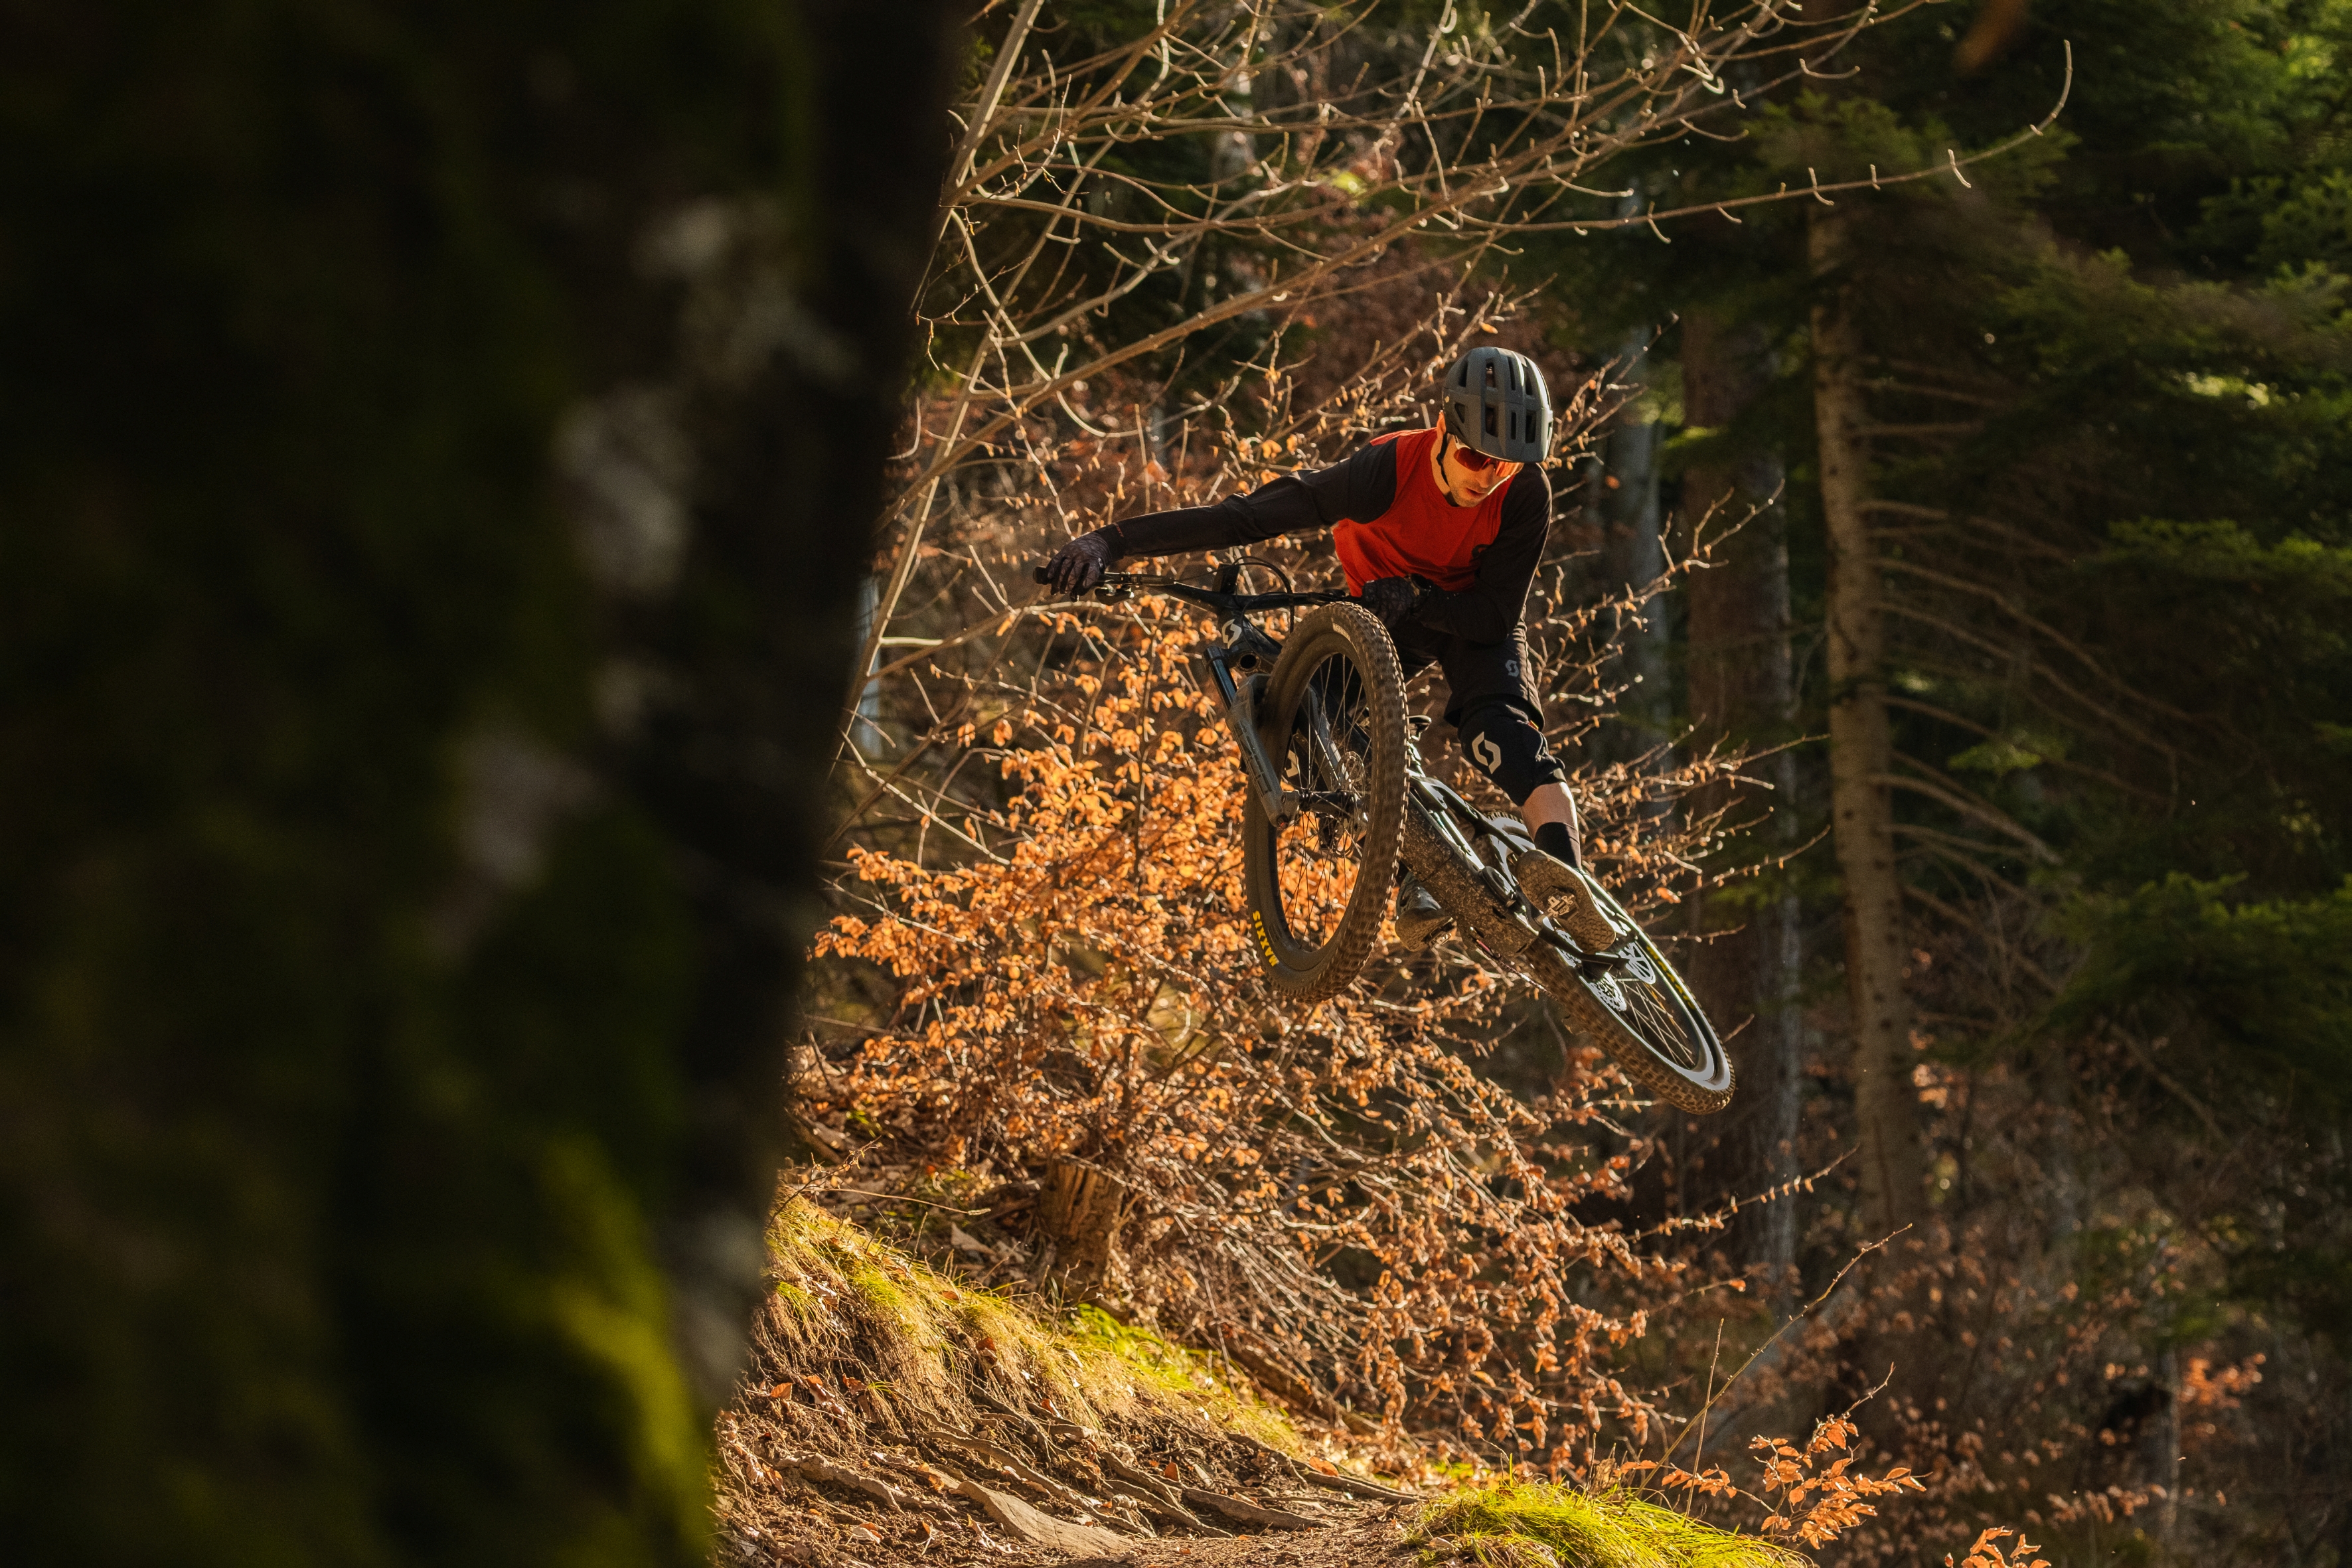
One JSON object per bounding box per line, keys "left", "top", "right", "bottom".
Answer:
{"left": 1445, "top": 435, "right": 1510, "bottom": 473}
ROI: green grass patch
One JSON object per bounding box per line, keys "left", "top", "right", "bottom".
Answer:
{"left": 759, "top": 1198, "right": 1344, "bottom": 1462}
{"left": 1063, "top": 1304, "right": 1304, "bottom": 1452}
{"left": 1409, "top": 1483, "right": 1808, "bottom": 1568}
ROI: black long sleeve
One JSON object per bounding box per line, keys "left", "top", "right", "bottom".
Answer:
{"left": 1103, "top": 443, "right": 1399, "bottom": 556}
{"left": 1094, "top": 441, "right": 1551, "bottom": 646}
{"left": 1413, "top": 467, "right": 1551, "bottom": 644}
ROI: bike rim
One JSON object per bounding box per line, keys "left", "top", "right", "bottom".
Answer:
{"left": 1584, "top": 953, "right": 1713, "bottom": 1074}
{"left": 1510, "top": 878, "right": 1721, "bottom": 1081}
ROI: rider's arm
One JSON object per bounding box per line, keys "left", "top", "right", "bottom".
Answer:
{"left": 1413, "top": 467, "right": 1553, "bottom": 644}
{"left": 1095, "top": 442, "right": 1399, "bottom": 560}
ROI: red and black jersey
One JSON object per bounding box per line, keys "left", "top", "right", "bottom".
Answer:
{"left": 1103, "top": 425, "right": 1551, "bottom": 645}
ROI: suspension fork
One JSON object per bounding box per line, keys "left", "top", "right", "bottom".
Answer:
{"left": 1197, "top": 627, "right": 1296, "bottom": 823}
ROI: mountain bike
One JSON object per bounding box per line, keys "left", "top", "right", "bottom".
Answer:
{"left": 1042, "top": 563, "right": 1734, "bottom": 1115}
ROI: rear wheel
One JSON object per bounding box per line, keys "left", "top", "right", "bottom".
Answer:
{"left": 1241, "top": 603, "right": 1407, "bottom": 1002}
{"left": 1399, "top": 805, "right": 1733, "bottom": 1113}
{"left": 1517, "top": 880, "right": 1733, "bottom": 1114}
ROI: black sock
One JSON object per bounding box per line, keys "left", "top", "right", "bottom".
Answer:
{"left": 1533, "top": 819, "right": 1581, "bottom": 870}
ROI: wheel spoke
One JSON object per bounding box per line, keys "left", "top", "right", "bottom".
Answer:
{"left": 1239, "top": 602, "right": 1407, "bottom": 1002}
{"left": 1618, "top": 972, "right": 1702, "bottom": 1070}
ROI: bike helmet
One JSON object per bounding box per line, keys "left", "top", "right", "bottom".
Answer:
{"left": 1440, "top": 346, "right": 1551, "bottom": 463}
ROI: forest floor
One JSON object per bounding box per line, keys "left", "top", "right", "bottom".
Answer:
{"left": 709, "top": 1194, "right": 1799, "bottom": 1568}
{"left": 718, "top": 1451, "right": 1420, "bottom": 1568}
{"left": 722, "top": 1496, "right": 1419, "bottom": 1567}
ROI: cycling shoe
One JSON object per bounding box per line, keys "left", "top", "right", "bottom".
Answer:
{"left": 1510, "top": 847, "right": 1623, "bottom": 954}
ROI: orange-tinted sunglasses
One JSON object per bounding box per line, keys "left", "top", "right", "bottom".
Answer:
{"left": 1446, "top": 433, "right": 1510, "bottom": 472}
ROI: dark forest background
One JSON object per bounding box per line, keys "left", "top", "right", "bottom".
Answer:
{"left": 1545, "top": 0, "right": 2352, "bottom": 1552}
{"left": 811, "top": 0, "right": 2352, "bottom": 1559}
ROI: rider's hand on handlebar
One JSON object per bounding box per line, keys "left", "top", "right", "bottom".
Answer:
{"left": 1359, "top": 575, "right": 1428, "bottom": 631}
{"left": 1036, "top": 531, "right": 1115, "bottom": 596}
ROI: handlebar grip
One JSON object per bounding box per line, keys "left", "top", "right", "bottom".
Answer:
{"left": 1032, "top": 565, "right": 1053, "bottom": 586}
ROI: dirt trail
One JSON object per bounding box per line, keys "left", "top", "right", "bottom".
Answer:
{"left": 721, "top": 1487, "right": 1417, "bottom": 1568}
{"left": 720, "top": 1201, "right": 1438, "bottom": 1568}
{"left": 709, "top": 1206, "right": 1798, "bottom": 1568}
{"left": 716, "top": 1400, "right": 1427, "bottom": 1568}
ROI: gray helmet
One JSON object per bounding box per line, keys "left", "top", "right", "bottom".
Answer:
{"left": 1440, "top": 346, "right": 1551, "bottom": 463}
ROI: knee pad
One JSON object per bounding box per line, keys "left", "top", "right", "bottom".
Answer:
{"left": 1457, "top": 699, "right": 1567, "bottom": 805}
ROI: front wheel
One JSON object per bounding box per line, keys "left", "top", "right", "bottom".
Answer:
{"left": 1240, "top": 603, "right": 1407, "bottom": 1002}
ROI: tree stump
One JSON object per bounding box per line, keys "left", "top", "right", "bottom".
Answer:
{"left": 1038, "top": 1160, "right": 1133, "bottom": 1293}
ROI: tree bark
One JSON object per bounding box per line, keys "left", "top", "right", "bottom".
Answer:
{"left": 0, "top": 3, "right": 961, "bottom": 1562}
{"left": 1811, "top": 208, "right": 1925, "bottom": 1237}
{"left": 1682, "top": 309, "right": 1806, "bottom": 1297}
{"left": 1590, "top": 332, "right": 1672, "bottom": 769}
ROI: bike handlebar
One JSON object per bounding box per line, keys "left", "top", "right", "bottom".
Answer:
{"left": 1030, "top": 567, "right": 1348, "bottom": 619}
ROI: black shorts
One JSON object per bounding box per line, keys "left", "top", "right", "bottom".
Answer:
{"left": 1389, "top": 621, "right": 1567, "bottom": 805}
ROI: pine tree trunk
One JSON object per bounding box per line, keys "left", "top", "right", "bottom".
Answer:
{"left": 1757, "top": 849, "right": 1805, "bottom": 1296}
{"left": 2156, "top": 1345, "right": 2182, "bottom": 1543}
{"left": 1683, "top": 311, "right": 1806, "bottom": 1298}
{"left": 1591, "top": 332, "right": 1671, "bottom": 767}
{"left": 1810, "top": 208, "right": 1924, "bottom": 1237}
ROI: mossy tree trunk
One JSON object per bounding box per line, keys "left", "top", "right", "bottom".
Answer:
{"left": 0, "top": 3, "right": 955, "bottom": 1564}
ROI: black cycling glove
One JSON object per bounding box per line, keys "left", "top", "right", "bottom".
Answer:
{"left": 1359, "top": 575, "right": 1429, "bottom": 631}
{"left": 1039, "top": 530, "right": 1116, "bottom": 595}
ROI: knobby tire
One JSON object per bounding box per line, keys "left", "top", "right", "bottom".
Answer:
{"left": 1400, "top": 809, "right": 1734, "bottom": 1115}
{"left": 1241, "top": 603, "right": 1407, "bottom": 1003}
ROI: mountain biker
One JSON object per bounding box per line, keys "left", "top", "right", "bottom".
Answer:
{"left": 1038, "top": 345, "right": 1620, "bottom": 955}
